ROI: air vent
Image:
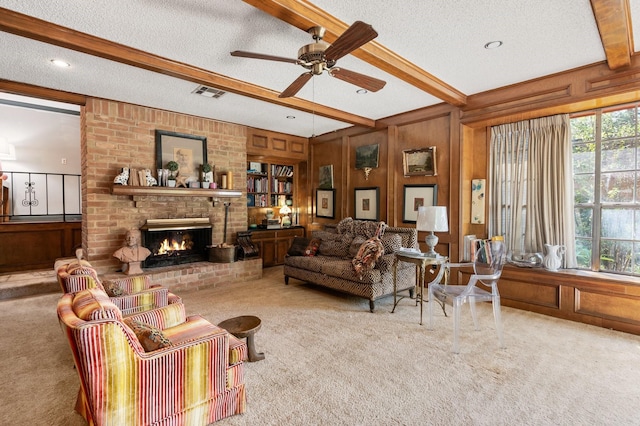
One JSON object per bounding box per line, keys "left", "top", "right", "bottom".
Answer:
{"left": 192, "top": 85, "right": 226, "bottom": 98}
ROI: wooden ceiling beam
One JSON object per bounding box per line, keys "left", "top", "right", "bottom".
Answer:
{"left": 0, "top": 7, "right": 375, "bottom": 128}
{"left": 243, "top": 0, "right": 467, "bottom": 107}
{"left": 590, "top": 0, "right": 633, "bottom": 69}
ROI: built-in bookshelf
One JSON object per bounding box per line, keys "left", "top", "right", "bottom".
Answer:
{"left": 246, "top": 161, "right": 294, "bottom": 209}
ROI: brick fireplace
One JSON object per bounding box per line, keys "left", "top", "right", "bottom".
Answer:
{"left": 141, "top": 218, "right": 212, "bottom": 269}
{"left": 82, "top": 97, "right": 254, "bottom": 289}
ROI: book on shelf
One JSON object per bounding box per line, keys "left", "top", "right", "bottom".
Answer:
{"left": 463, "top": 234, "right": 477, "bottom": 261}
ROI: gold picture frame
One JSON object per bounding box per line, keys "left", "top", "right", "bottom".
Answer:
{"left": 403, "top": 147, "right": 436, "bottom": 177}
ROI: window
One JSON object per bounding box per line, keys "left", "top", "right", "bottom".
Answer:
{"left": 571, "top": 104, "right": 640, "bottom": 275}
{"left": 489, "top": 115, "right": 575, "bottom": 268}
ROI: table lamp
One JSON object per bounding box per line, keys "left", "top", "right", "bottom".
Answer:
{"left": 416, "top": 206, "right": 448, "bottom": 257}
{"left": 279, "top": 204, "right": 292, "bottom": 227}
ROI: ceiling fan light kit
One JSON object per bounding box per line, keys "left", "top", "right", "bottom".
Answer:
{"left": 231, "top": 21, "right": 386, "bottom": 98}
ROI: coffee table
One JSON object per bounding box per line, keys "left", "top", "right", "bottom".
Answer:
{"left": 218, "top": 315, "right": 265, "bottom": 362}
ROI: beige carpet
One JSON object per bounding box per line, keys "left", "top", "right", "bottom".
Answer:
{"left": 1, "top": 266, "right": 639, "bottom": 425}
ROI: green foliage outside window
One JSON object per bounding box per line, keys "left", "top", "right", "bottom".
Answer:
{"left": 570, "top": 105, "right": 640, "bottom": 276}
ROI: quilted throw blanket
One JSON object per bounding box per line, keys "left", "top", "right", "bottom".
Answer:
{"left": 352, "top": 222, "right": 386, "bottom": 279}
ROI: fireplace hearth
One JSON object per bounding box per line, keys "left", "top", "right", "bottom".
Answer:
{"left": 141, "top": 218, "right": 212, "bottom": 268}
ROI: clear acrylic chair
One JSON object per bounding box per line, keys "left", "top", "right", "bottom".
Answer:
{"left": 428, "top": 239, "right": 507, "bottom": 353}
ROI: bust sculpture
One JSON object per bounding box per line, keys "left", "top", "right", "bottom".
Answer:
{"left": 113, "top": 229, "right": 151, "bottom": 275}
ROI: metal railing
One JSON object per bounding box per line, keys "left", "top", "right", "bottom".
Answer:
{"left": 1, "top": 171, "right": 81, "bottom": 222}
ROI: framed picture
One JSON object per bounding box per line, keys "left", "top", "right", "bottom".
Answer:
{"left": 155, "top": 130, "right": 207, "bottom": 183}
{"left": 403, "top": 184, "right": 437, "bottom": 223}
{"left": 316, "top": 188, "right": 336, "bottom": 219}
{"left": 355, "top": 144, "right": 379, "bottom": 169}
{"left": 403, "top": 147, "right": 437, "bottom": 176}
{"left": 319, "top": 165, "right": 334, "bottom": 189}
{"left": 354, "top": 187, "right": 379, "bottom": 221}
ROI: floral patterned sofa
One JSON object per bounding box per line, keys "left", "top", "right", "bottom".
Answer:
{"left": 283, "top": 218, "right": 418, "bottom": 312}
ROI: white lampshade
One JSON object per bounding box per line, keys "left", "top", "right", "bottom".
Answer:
{"left": 416, "top": 206, "right": 448, "bottom": 232}
{"left": 279, "top": 205, "right": 291, "bottom": 215}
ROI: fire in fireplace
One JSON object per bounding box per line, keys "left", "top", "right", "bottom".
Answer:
{"left": 140, "top": 218, "right": 212, "bottom": 268}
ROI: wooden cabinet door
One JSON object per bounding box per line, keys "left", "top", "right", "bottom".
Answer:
{"left": 276, "top": 238, "right": 291, "bottom": 265}
{"left": 261, "top": 239, "right": 277, "bottom": 267}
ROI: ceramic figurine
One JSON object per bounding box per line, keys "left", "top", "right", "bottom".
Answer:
{"left": 113, "top": 167, "right": 130, "bottom": 185}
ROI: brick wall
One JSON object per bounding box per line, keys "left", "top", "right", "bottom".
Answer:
{"left": 82, "top": 98, "right": 249, "bottom": 279}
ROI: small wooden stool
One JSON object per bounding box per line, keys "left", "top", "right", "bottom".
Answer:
{"left": 218, "top": 315, "right": 265, "bottom": 362}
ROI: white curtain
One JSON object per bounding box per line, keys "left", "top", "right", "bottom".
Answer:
{"left": 489, "top": 114, "right": 576, "bottom": 268}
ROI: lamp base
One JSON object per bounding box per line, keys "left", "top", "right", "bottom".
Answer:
{"left": 424, "top": 232, "right": 439, "bottom": 258}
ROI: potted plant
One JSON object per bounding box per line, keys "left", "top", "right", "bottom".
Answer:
{"left": 202, "top": 163, "right": 215, "bottom": 188}
{"left": 202, "top": 163, "right": 212, "bottom": 181}
{"left": 166, "top": 161, "right": 179, "bottom": 187}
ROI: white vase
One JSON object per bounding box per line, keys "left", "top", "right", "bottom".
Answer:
{"left": 543, "top": 244, "right": 565, "bottom": 271}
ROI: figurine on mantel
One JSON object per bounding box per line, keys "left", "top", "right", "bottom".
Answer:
{"left": 112, "top": 229, "right": 151, "bottom": 275}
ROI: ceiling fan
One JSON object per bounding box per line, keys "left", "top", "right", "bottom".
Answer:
{"left": 231, "top": 21, "right": 386, "bottom": 98}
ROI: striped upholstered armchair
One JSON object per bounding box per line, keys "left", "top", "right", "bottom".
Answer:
{"left": 56, "top": 262, "right": 181, "bottom": 315}
{"left": 58, "top": 287, "right": 247, "bottom": 425}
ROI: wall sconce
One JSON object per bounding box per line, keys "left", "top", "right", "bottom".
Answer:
{"left": 363, "top": 167, "right": 372, "bottom": 180}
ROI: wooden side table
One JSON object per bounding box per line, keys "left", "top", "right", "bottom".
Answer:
{"left": 218, "top": 315, "right": 265, "bottom": 362}
{"left": 393, "top": 251, "right": 448, "bottom": 325}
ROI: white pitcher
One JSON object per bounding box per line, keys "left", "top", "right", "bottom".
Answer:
{"left": 543, "top": 244, "right": 565, "bottom": 272}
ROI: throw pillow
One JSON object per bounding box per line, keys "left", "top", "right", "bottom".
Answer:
{"left": 352, "top": 220, "right": 383, "bottom": 239}
{"left": 103, "top": 280, "right": 127, "bottom": 297}
{"left": 318, "top": 240, "right": 350, "bottom": 257}
{"left": 304, "top": 238, "right": 321, "bottom": 257}
{"left": 349, "top": 236, "right": 367, "bottom": 257}
{"left": 287, "top": 237, "right": 310, "bottom": 256}
{"left": 381, "top": 233, "right": 402, "bottom": 254}
{"left": 125, "top": 319, "right": 172, "bottom": 352}
{"left": 336, "top": 217, "right": 354, "bottom": 234}
{"left": 312, "top": 230, "right": 342, "bottom": 242}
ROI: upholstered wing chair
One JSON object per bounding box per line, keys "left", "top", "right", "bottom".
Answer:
{"left": 57, "top": 262, "right": 181, "bottom": 315}
{"left": 57, "top": 287, "right": 247, "bottom": 425}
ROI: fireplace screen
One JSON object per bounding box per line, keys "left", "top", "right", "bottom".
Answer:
{"left": 141, "top": 218, "right": 212, "bottom": 268}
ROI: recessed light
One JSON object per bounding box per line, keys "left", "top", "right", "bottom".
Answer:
{"left": 50, "top": 59, "right": 71, "bottom": 68}
{"left": 484, "top": 41, "right": 503, "bottom": 49}
{"left": 286, "top": 115, "right": 295, "bottom": 119}
{"left": 356, "top": 89, "right": 368, "bottom": 94}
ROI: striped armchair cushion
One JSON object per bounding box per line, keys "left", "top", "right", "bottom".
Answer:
{"left": 72, "top": 288, "right": 122, "bottom": 321}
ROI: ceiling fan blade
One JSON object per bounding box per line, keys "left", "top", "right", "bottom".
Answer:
{"left": 324, "top": 21, "right": 378, "bottom": 61}
{"left": 279, "top": 72, "right": 313, "bottom": 98}
{"left": 230, "top": 50, "right": 299, "bottom": 64}
{"left": 329, "top": 68, "right": 386, "bottom": 92}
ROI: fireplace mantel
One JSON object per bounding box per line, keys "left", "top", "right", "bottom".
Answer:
{"left": 112, "top": 185, "right": 242, "bottom": 206}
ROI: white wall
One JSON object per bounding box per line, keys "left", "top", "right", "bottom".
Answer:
{"left": 0, "top": 93, "right": 81, "bottom": 216}
{"left": 0, "top": 93, "right": 80, "bottom": 174}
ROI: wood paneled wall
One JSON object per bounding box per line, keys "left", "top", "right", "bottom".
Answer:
{"left": 309, "top": 60, "right": 640, "bottom": 335}
{"left": 311, "top": 107, "right": 460, "bottom": 260}
{"left": 0, "top": 222, "right": 81, "bottom": 273}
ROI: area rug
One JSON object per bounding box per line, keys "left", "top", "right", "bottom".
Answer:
{"left": 1, "top": 266, "right": 638, "bottom": 425}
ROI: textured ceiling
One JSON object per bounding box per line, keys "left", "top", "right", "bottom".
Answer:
{"left": 0, "top": 0, "right": 636, "bottom": 137}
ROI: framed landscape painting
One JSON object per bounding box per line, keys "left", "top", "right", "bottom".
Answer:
{"left": 355, "top": 144, "right": 379, "bottom": 169}
{"left": 403, "top": 147, "right": 437, "bottom": 177}
{"left": 318, "top": 165, "right": 334, "bottom": 189}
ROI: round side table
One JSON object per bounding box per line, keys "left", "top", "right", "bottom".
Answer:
{"left": 218, "top": 315, "right": 265, "bottom": 362}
